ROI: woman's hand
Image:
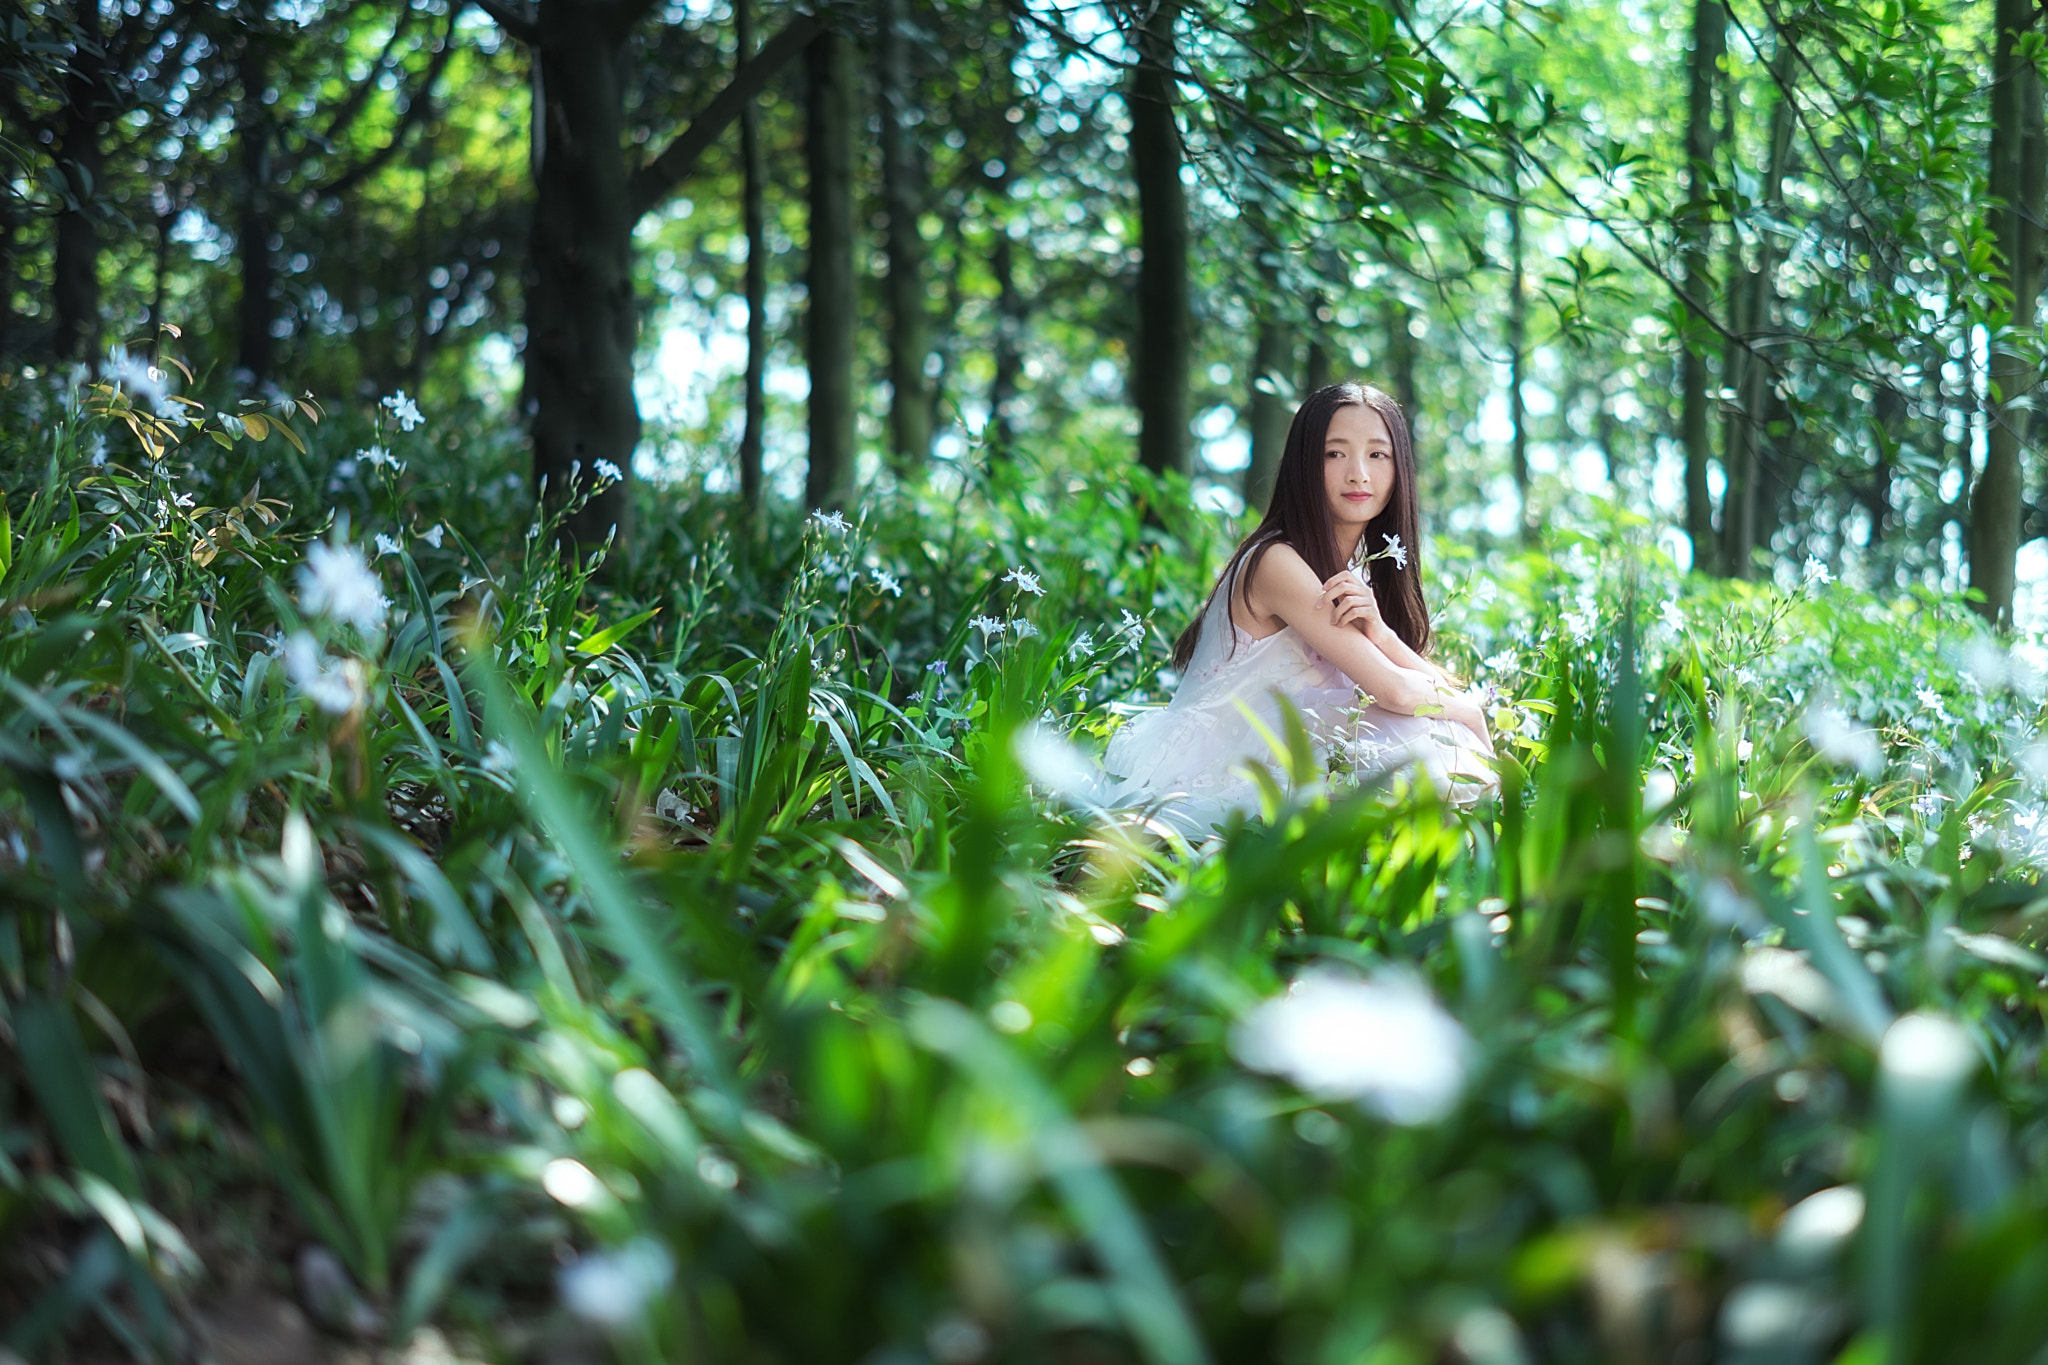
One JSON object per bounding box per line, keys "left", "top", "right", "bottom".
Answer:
{"left": 1316, "top": 569, "right": 1384, "bottom": 636}
{"left": 1440, "top": 689, "right": 1495, "bottom": 756}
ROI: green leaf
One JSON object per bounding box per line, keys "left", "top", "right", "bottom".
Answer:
{"left": 574, "top": 605, "right": 661, "bottom": 657}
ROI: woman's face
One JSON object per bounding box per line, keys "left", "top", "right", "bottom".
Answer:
{"left": 1322, "top": 403, "right": 1395, "bottom": 536}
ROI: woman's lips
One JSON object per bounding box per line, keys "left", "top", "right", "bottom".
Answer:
{"left": 1343, "top": 492, "right": 1372, "bottom": 501}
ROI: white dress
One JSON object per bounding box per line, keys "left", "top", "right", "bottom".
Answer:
{"left": 1099, "top": 566, "right": 1498, "bottom": 834}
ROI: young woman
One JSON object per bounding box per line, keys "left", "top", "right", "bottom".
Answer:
{"left": 1101, "top": 382, "right": 1497, "bottom": 830}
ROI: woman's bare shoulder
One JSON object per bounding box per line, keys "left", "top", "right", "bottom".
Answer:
{"left": 1240, "top": 540, "right": 1320, "bottom": 606}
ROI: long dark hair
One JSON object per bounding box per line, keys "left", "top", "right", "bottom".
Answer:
{"left": 1171, "top": 382, "right": 1431, "bottom": 670}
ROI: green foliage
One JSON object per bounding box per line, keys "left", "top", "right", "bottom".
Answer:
{"left": 4, "top": 370, "right": 2048, "bottom": 1364}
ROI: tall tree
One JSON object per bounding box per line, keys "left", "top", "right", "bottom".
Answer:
{"left": 235, "top": 18, "right": 277, "bottom": 381}
{"left": 1506, "top": 145, "right": 1531, "bottom": 543}
{"left": 1970, "top": 0, "right": 2045, "bottom": 624}
{"left": 804, "top": 28, "right": 856, "bottom": 509}
{"left": 737, "top": 0, "right": 767, "bottom": 510}
{"left": 1129, "top": 0, "right": 1189, "bottom": 477}
{"left": 476, "top": 0, "right": 817, "bottom": 550}
{"left": 1679, "top": 0, "right": 1725, "bottom": 574}
{"left": 1245, "top": 313, "right": 1291, "bottom": 512}
{"left": 1718, "top": 43, "right": 1795, "bottom": 578}
{"left": 877, "top": 0, "right": 931, "bottom": 471}
{"left": 985, "top": 23, "right": 1025, "bottom": 453}
{"left": 48, "top": 4, "right": 109, "bottom": 362}
{"left": 1243, "top": 225, "right": 1291, "bottom": 511}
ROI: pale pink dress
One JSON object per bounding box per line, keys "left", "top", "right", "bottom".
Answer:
{"left": 1100, "top": 566, "right": 1497, "bottom": 833}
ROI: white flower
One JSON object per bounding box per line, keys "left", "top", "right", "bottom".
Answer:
{"left": 479, "top": 739, "right": 516, "bottom": 773}
{"left": 1915, "top": 686, "right": 1944, "bottom": 713}
{"left": 970, "top": 614, "right": 1005, "bottom": 640}
{"left": 103, "top": 346, "right": 171, "bottom": 414}
{"left": 282, "top": 631, "right": 362, "bottom": 715}
{"left": 593, "top": 459, "right": 623, "bottom": 483}
{"left": 381, "top": 390, "right": 425, "bottom": 431}
{"left": 1561, "top": 608, "right": 1595, "bottom": 642}
{"left": 1382, "top": 533, "right": 1408, "bottom": 570}
{"left": 1068, "top": 631, "right": 1095, "bottom": 660}
{"left": 87, "top": 433, "right": 108, "bottom": 466}
{"left": 1879, "top": 1013, "right": 1977, "bottom": 1101}
{"left": 1011, "top": 619, "right": 1040, "bottom": 640}
{"left": 374, "top": 533, "right": 402, "bottom": 558}
{"left": 1012, "top": 723, "right": 1097, "bottom": 802}
{"left": 1803, "top": 555, "right": 1833, "bottom": 587}
{"left": 358, "top": 444, "right": 404, "bottom": 472}
{"left": 871, "top": 568, "right": 902, "bottom": 597}
{"left": 558, "top": 1237, "right": 675, "bottom": 1328}
{"left": 1483, "top": 650, "right": 1517, "bottom": 675}
{"left": 1232, "top": 968, "right": 1471, "bottom": 1124}
{"left": 1660, "top": 600, "right": 1684, "bottom": 632}
{"left": 1912, "top": 792, "right": 1944, "bottom": 821}
{"left": 420, "top": 523, "right": 445, "bottom": 549}
{"left": 1003, "top": 566, "right": 1045, "bottom": 597}
{"left": 297, "top": 541, "right": 388, "bottom": 633}
{"left": 1804, "top": 699, "right": 1882, "bottom": 778}
{"left": 811, "top": 509, "right": 850, "bottom": 534}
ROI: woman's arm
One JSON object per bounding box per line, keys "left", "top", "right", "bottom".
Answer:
{"left": 1314, "top": 569, "right": 1492, "bottom": 749}
{"left": 1246, "top": 546, "right": 1445, "bottom": 714}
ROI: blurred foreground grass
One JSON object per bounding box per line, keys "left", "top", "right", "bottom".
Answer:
{"left": 3, "top": 358, "right": 2048, "bottom": 1364}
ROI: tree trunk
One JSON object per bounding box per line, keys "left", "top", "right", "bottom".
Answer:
{"left": 877, "top": 0, "right": 930, "bottom": 472}
{"left": 804, "top": 29, "right": 856, "bottom": 509}
{"left": 0, "top": 168, "right": 16, "bottom": 359}
{"left": 1129, "top": 0, "right": 1189, "bottom": 477}
{"left": 737, "top": 0, "right": 766, "bottom": 509}
{"left": 1970, "top": 0, "right": 2046, "bottom": 624}
{"left": 1384, "top": 297, "right": 1417, "bottom": 416}
{"left": 147, "top": 202, "right": 173, "bottom": 363}
{"left": 407, "top": 123, "right": 435, "bottom": 388}
{"left": 988, "top": 22, "right": 1023, "bottom": 453}
{"left": 236, "top": 35, "right": 277, "bottom": 381}
{"left": 1507, "top": 151, "right": 1531, "bottom": 543}
{"left": 1245, "top": 311, "right": 1290, "bottom": 512}
{"left": 51, "top": 16, "right": 105, "bottom": 364}
{"left": 990, "top": 206, "right": 1022, "bottom": 452}
{"left": 1304, "top": 292, "right": 1331, "bottom": 395}
{"left": 1720, "top": 43, "right": 1793, "bottom": 578}
{"left": 1679, "top": 0, "right": 1724, "bottom": 574}
{"left": 528, "top": 3, "right": 640, "bottom": 551}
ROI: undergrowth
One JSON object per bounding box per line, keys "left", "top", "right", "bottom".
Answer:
{"left": 3, "top": 356, "right": 2048, "bottom": 1364}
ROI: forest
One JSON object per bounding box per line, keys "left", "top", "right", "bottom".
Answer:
{"left": 4, "top": 0, "right": 2048, "bottom": 1360}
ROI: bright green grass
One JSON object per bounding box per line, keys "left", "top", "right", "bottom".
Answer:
{"left": 3, "top": 364, "right": 2047, "bottom": 1363}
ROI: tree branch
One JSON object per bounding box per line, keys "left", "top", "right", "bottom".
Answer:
{"left": 626, "top": 13, "right": 821, "bottom": 220}
{"left": 473, "top": 0, "right": 538, "bottom": 43}
{"left": 318, "top": 0, "right": 423, "bottom": 150}
{"left": 318, "top": 10, "right": 462, "bottom": 201}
